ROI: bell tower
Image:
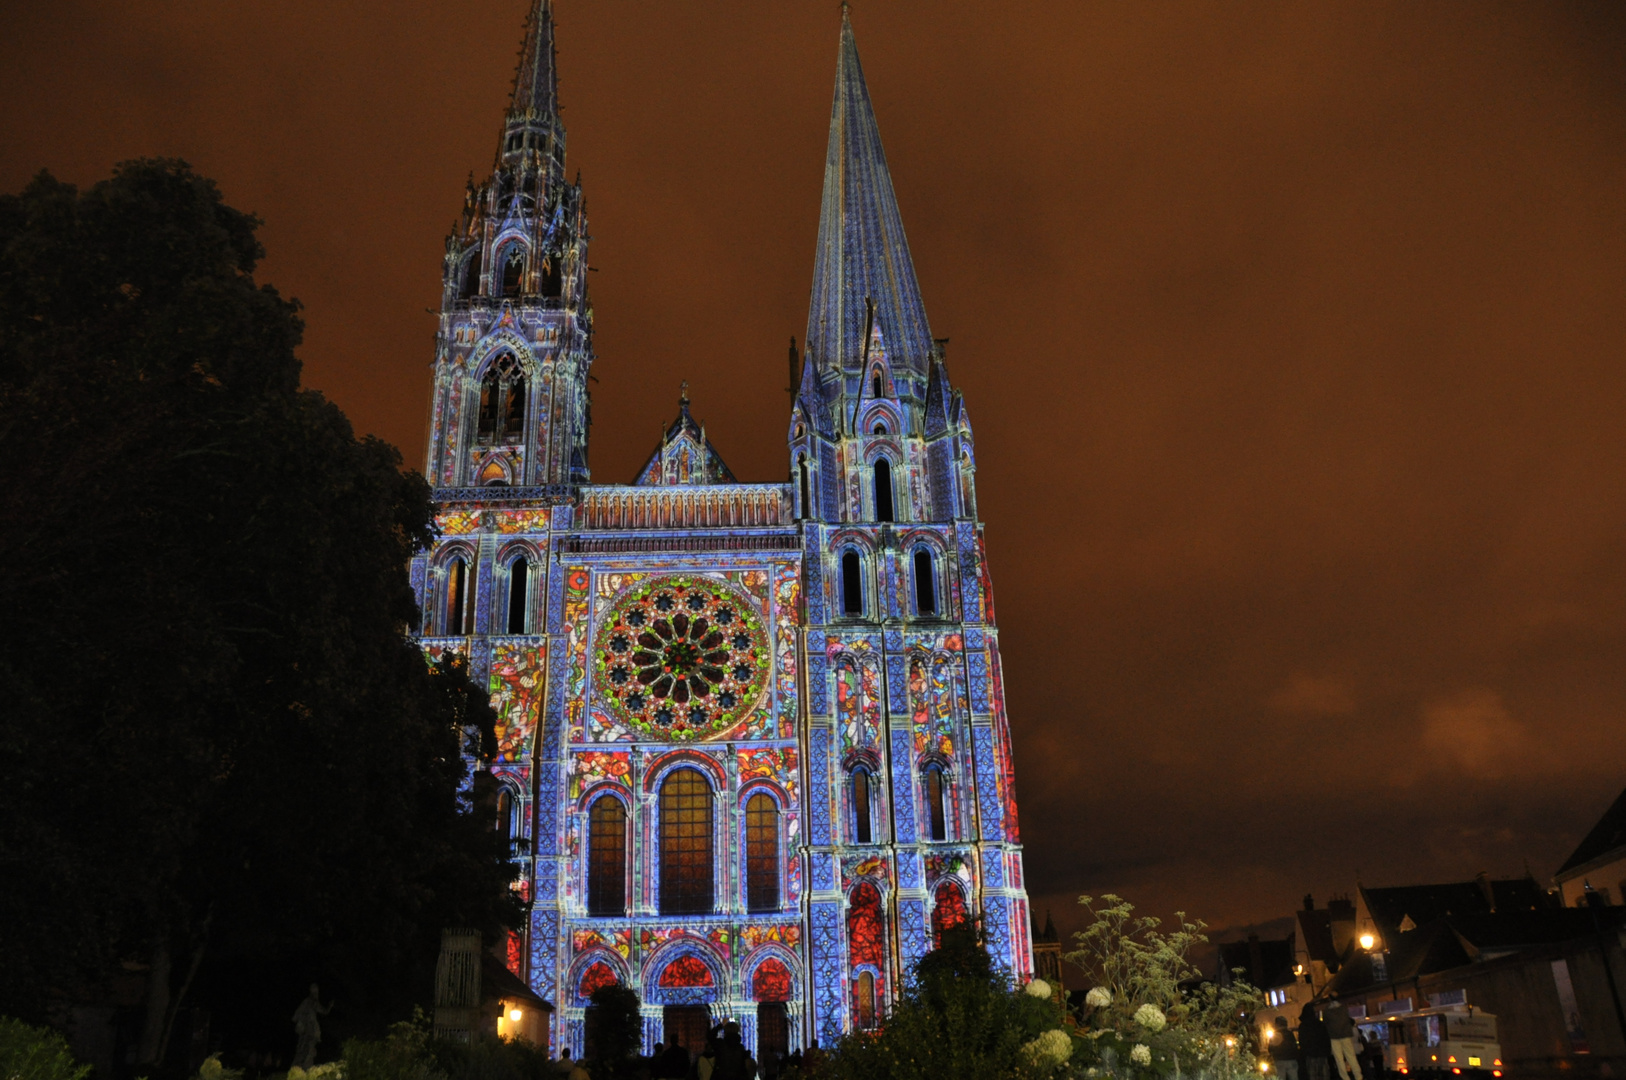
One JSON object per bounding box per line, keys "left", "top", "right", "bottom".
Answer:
{"left": 424, "top": 0, "right": 593, "bottom": 491}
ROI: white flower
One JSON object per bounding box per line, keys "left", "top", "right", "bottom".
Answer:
{"left": 1022, "top": 1028, "right": 1074, "bottom": 1065}
{"left": 1134, "top": 1003, "right": 1167, "bottom": 1032}
{"left": 1131, "top": 1043, "right": 1153, "bottom": 1066}
{"left": 1085, "top": 986, "right": 1113, "bottom": 1009}
{"left": 1026, "top": 978, "right": 1054, "bottom": 998}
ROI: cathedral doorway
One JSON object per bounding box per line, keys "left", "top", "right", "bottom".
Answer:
{"left": 663, "top": 1005, "right": 711, "bottom": 1058}
{"left": 756, "top": 1002, "right": 789, "bottom": 1062}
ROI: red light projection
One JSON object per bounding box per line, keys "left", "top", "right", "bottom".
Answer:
{"left": 658, "top": 954, "right": 714, "bottom": 988}
{"left": 580, "top": 960, "right": 618, "bottom": 999}
{"left": 932, "top": 881, "right": 968, "bottom": 947}
{"left": 752, "top": 957, "right": 792, "bottom": 1003}
{"left": 847, "top": 882, "right": 884, "bottom": 967}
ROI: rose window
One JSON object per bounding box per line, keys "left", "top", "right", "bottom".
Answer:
{"left": 594, "top": 576, "right": 770, "bottom": 740}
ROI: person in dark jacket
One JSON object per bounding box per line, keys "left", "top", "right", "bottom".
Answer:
{"left": 1299, "top": 1003, "right": 1332, "bottom": 1080}
{"left": 1270, "top": 1016, "right": 1302, "bottom": 1080}
{"left": 1323, "top": 999, "right": 1360, "bottom": 1080}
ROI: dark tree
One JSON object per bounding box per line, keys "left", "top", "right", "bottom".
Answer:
{"left": 0, "top": 160, "right": 519, "bottom": 1064}
{"left": 585, "top": 984, "right": 643, "bottom": 1080}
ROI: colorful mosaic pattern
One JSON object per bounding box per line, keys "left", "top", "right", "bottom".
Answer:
{"left": 489, "top": 641, "right": 546, "bottom": 763}
{"left": 594, "top": 575, "right": 770, "bottom": 740}
{"left": 568, "top": 751, "right": 631, "bottom": 798}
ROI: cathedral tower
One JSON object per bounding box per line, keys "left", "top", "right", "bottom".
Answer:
{"left": 412, "top": 2, "right": 1030, "bottom": 1057}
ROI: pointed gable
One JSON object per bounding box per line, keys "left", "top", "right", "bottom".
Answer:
{"left": 805, "top": 9, "right": 934, "bottom": 382}
{"left": 633, "top": 386, "right": 739, "bottom": 486}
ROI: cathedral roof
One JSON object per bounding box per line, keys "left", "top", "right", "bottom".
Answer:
{"left": 805, "top": 7, "right": 935, "bottom": 382}
{"left": 510, "top": 0, "right": 559, "bottom": 120}
{"left": 633, "top": 385, "right": 739, "bottom": 486}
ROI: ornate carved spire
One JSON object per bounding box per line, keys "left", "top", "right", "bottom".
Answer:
{"left": 510, "top": 0, "right": 559, "bottom": 121}
{"left": 805, "top": 7, "right": 933, "bottom": 382}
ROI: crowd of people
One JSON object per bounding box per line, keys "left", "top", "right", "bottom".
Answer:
{"left": 1268, "top": 1000, "right": 1388, "bottom": 1080}
{"left": 548, "top": 1021, "right": 825, "bottom": 1080}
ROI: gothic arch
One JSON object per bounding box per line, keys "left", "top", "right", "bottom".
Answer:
{"left": 640, "top": 749, "right": 727, "bottom": 794}
{"left": 641, "top": 937, "right": 728, "bottom": 1006}
{"left": 568, "top": 949, "right": 630, "bottom": 1006}
{"left": 741, "top": 945, "right": 802, "bottom": 1004}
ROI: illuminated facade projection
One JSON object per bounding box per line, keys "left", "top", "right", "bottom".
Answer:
{"left": 412, "top": 0, "right": 1031, "bottom": 1056}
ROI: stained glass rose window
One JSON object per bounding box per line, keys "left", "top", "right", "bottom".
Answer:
{"left": 594, "top": 576, "right": 770, "bottom": 740}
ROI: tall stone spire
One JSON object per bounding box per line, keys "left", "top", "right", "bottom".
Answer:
{"left": 510, "top": 0, "right": 559, "bottom": 120}
{"left": 805, "top": 7, "right": 934, "bottom": 382}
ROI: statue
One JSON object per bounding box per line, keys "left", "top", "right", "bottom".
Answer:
{"left": 291, "top": 983, "right": 333, "bottom": 1069}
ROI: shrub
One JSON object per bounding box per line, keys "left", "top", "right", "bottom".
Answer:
{"left": 0, "top": 1017, "right": 90, "bottom": 1080}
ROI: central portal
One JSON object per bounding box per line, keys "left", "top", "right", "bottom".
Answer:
{"left": 663, "top": 1005, "right": 711, "bottom": 1057}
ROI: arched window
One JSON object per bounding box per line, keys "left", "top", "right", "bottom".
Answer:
{"left": 445, "top": 557, "right": 470, "bottom": 635}
{"left": 478, "top": 354, "right": 527, "bottom": 445}
{"left": 745, "top": 792, "right": 779, "bottom": 913}
{"left": 460, "top": 248, "right": 482, "bottom": 299}
{"left": 495, "top": 788, "right": 513, "bottom": 847}
{"left": 501, "top": 248, "right": 525, "bottom": 297}
{"left": 872, "top": 370, "right": 884, "bottom": 397}
{"left": 660, "top": 768, "right": 713, "bottom": 915}
{"left": 507, "top": 556, "right": 530, "bottom": 634}
{"left": 913, "top": 548, "right": 937, "bottom": 615}
{"left": 841, "top": 550, "right": 863, "bottom": 616}
{"left": 923, "top": 763, "right": 947, "bottom": 841}
{"left": 798, "top": 455, "right": 811, "bottom": 520}
{"left": 588, "top": 795, "right": 627, "bottom": 916}
{"left": 931, "top": 881, "right": 969, "bottom": 948}
{"left": 873, "top": 458, "right": 894, "bottom": 523}
{"left": 848, "top": 882, "right": 885, "bottom": 1028}
{"left": 541, "top": 255, "right": 562, "bottom": 298}
{"left": 852, "top": 767, "right": 873, "bottom": 845}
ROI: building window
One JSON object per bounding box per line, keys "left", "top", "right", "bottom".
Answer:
{"left": 872, "top": 370, "right": 883, "bottom": 397}
{"left": 445, "top": 556, "right": 471, "bottom": 635}
{"left": 848, "top": 882, "right": 885, "bottom": 1028}
{"left": 855, "top": 971, "right": 876, "bottom": 1029}
{"left": 588, "top": 795, "right": 627, "bottom": 916}
{"left": 913, "top": 548, "right": 937, "bottom": 615}
{"left": 923, "top": 763, "right": 947, "bottom": 841}
{"left": 478, "top": 354, "right": 527, "bottom": 445}
{"left": 852, "top": 767, "right": 873, "bottom": 845}
{"left": 507, "top": 556, "right": 530, "bottom": 634}
{"left": 501, "top": 249, "right": 525, "bottom": 297}
{"left": 660, "top": 768, "right": 713, "bottom": 915}
{"left": 541, "top": 255, "right": 562, "bottom": 298}
{"left": 745, "top": 792, "right": 779, "bottom": 913}
{"left": 841, "top": 550, "right": 863, "bottom": 616}
{"left": 931, "top": 881, "right": 968, "bottom": 947}
{"left": 460, "top": 248, "right": 482, "bottom": 299}
{"left": 798, "top": 455, "right": 811, "bottom": 520}
{"left": 496, "top": 788, "right": 514, "bottom": 847}
{"left": 873, "top": 458, "right": 894, "bottom": 522}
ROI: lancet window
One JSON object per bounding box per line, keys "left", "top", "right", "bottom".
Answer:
{"left": 931, "top": 881, "right": 969, "bottom": 947}
{"left": 445, "top": 556, "right": 472, "bottom": 635}
{"left": 660, "top": 768, "right": 713, "bottom": 915}
{"left": 501, "top": 248, "right": 525, "bottom": 297}
{"left": 848, "top": 881, "right": 885, "bottom": 1028}
{"left": 745, "top": 792, "right": 779, "bottom": 913}
{"left": 841, "top": 550, "right": 863, "bottom": 616}
{"left": 873, "top": 458, "right": 895, "bottom": 522}
{"left": 507, "top": 555, "right": 530, "bottom": 634}
{"left": 922, "top": 763, "right": 947, "bottom": 841}
{"left": 588, "top": 795, "right": 627, "bottom": 916}
{"left": 477, "top": 354, "right": 527, "bottom": 446}
{"left": 460, "top": 248, "right": 482, "bottom": 300}
{"left": 913, "top": 547, "right": 937, "bottom": 615}
{"left": 851, "top": 767, "right": 874, "bottom": 845}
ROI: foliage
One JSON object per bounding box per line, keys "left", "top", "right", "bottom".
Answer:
{"left": 343, "top": 1012, "right": 445, "bottom": 1080}
{"left": 0, "top": 160, "right": 518, "bottom": 1057}
{"left": 1065, "top": 895, "right": 1264, "bottom": 1080}
{"left": 813, "top": 922, "right": 1063, "bottom": 1080}
{"left": 586, "top": 983, "right": 643, "bottom": 1079}
{"left": 196, "top": 1053, "right": 246, "bottom": 1080}
{"left": 0, "top": 1016, "right": 91, "bottom": 1080}
{"left": 431, "top": 1031, "right": 554, "bottom": 1080}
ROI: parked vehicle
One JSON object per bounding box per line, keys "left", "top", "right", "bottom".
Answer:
{"left": 1354, "top": 1005, "right": 1503, "bottom": 1078}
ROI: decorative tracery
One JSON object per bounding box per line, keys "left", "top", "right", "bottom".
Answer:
{"left": 594, "top": 576, "right": 770, "bottom": 740}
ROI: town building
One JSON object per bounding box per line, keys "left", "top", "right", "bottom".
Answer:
{"left": 410, "top": 0, "right": 1033, "bottom": 1057}
{"left": 1555, "top": 787, "right": 1626, "bottom": 909}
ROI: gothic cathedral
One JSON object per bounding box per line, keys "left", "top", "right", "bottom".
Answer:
{"left": 411, "top": 1, "right": 1032, "bottom": 1056}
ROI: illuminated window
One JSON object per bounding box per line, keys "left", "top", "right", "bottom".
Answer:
{"left": 913, "top": 548, "right": 937, "bottom": 615}
{"left": 752, "top": 957, "right": 792, "bottom": 1003}
{"left": 745, "top": 792, "right": 779, "bottom": 913}
{"left": 923, "top": 763, "right": 947, "bottom": 841}
{"left": 445, "top": 557, "right": 471, "bottom": 635}
{"left": 872, "top": 370, "right": 883, "bottom": 397}
{"left": 798, "top": 455, "right": 810, "bottom": 519}
{"left": 852, "top": 768, "right": 873, "bottom": 844}
{"left": 873, "top": 458, "right": 894, "bottom": 522}
{"left": 660, "top": 768, "right": 713, "bottom": 915}
{"left": 501, "top": 249, "right": 525, "bottom": 297}
{"left": 478, "top": 354, "right": 527, "bottom": 446}
{"left": 460, "top": 248, "right": 482, "bottom": 299}
{"left": 658, "top": 955, "right": 714, "bottom": 988}
{"left": 855, "top": 971, "right": 876, "bottom": 1029}
{"left": 507, "top": 556, "right": 530, "bottom": 634}
{"left": 841, "top": 550, "right": 863, "bottom": 616}
{"left": 580, "top": 960, "right": 618, "bottom": 999}
{"left": 588, "top": 795, "right": 627, "bottom": 916}
{"left": 932, "top": 881, "right": 968, "bottom": 947}
{"left": 495, "top": 788, "right": 514, "bottom": 846}
{"left": 848, "top": 881, "right": 885, "bottom": 1028}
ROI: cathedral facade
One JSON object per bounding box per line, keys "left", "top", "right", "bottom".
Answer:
{"left": 411, "top": 1, "right": 1032, "bottom": 1056}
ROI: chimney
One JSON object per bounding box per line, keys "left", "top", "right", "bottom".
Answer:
{"left": 1304, "top": 893, "right": 1316, "bottom": 912}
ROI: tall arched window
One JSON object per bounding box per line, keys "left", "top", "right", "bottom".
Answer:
{"left": 923, "top": 763, "right": 947, "bottom": 841}
{"left": 848, "top": 882, "right": 885, "bottom": 1028}
{"left": 478, "top": 354, "right": 527, "bottom": 445}
{"left": 841, "top": 550, "right": 863, "bottom": 616}
{"left": 588, "top": 795, "right": 627, "bottom": 916}
{"left": 495, "top": 788, "right": 514, "bottom": 847}
{"left": 501, "top": 248, "right": 525, "bottom": 297}
{"left": 506, "top": 556, "right": 530, "bottom": 634}
{"left": 460, "top": 248, "right": 482, "bottom": 299}
{"left": 852, "top": 767, "right": 873, "bottom": 845}
{"left": 660, "top": 768, "right": 713, "bottom": 915}
{"left": 798, "top": 455, "right": 811, "bottom": 520}
{"left": 745, "top": 792, "right": 779, "bottom": 913}
{"left": 872, "top": 370, "right": 883, "bottom": 397}
{"left": 445, "top": 557, "right": 470, "bottom": 635}
{"left": 913, "top": 548, "right": 937, "bottom": 615}
{"left": 873, "top": 458, "right": 894, "bottom": 522}
{"left": 931, "top": 881, "right": 969, "bottom": 948}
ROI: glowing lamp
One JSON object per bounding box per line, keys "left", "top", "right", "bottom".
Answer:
{"left": 1359, "top": 933, "right": 1376, "bottom": 950}
{"left": 509, "top": 1008, "right": 523, "bottom": 1022}
{"left": 1260, "top": 1063, "right": 1271, "bottom": 1074}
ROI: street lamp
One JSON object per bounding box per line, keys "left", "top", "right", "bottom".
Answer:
{"left": 1359, "top": 932, "right": 1376, "bottom": 950}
